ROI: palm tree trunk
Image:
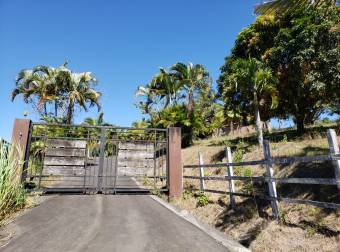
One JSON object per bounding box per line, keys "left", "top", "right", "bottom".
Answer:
{"left": 187, "top": 89, "right": 194, "bottom": 115}
{"left": 67, "top": 102, "right": 74, "bottom": 124}
{"left": 55, "top": 100, "right": 58, "bottom": 117}
{"left": 44, "top": 103, "right": 47, "bottom": 116}
{"left": 254, "top": 91, "right": 263, "bottom": 147}
{"left": 230, "top": 121, "right": 234, "bottom": 135}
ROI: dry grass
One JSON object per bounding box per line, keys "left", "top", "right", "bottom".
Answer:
{"left": 176, "top": 128, "right": 340, "bottom": 251}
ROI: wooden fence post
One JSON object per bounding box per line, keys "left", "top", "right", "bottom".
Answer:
{"left": 263, "top": 140, "right": 279, "bottom": 219}
{"left": 326, "top": 129, "right": 340, "bottom": 193}
{"left": 168, "top": 127, "right": 182, "bottom": 198}
{"left": 198, "top": 152, "right": 205, "bottom": 191}
{"left": 225, "top": 147, "right": 236, "bottom": 207}
{"left": 11, "top": 119, "right": 32, "bottom": 182}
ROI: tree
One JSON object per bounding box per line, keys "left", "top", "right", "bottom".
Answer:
{"left": 132, "top": 119, "right": 150, "bottom": 129}
{"left": 219, "top": 58, "right": 278, "bottom": 146}
{"left": 135, "top": 62, "right": 215, "bottom": 146}
{"left": 12, "top": 63, "right": 102, "bottom": 124}
{"left": 12, "top": 65, "right": 61, "bottom": 117}
{"left": 265, "top": 3, "right": 340, "bottom": 133}
{"left": 254, "top": 0, "right": 338, "bottom": 15}
{"left": 60, "top": 71, "right": 101, "bottom": 124}
{"left": 219, "top": 2, "right": 339, "bottom": 135}
{"left": 83, "top": 112, "right": 105, "bottom": 126}
{"left": 135, "top": 68, "right": 183, "bottom": 114}
{"left": 151, "top": 105, "right": 194, "bottom": 147}
{"left": 170, "top": 62, "right": 211, "bottom": 114}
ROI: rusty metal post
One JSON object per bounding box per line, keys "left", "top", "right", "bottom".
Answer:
{"left": 168, "top": 127, "right": 182, "bottom": 198}
{"left": 11, "top": 118, "right": 32, "bottom": 182}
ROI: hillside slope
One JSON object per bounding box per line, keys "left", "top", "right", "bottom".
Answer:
{"left": 175, "top": 127, "right": 340, "bottom": 251}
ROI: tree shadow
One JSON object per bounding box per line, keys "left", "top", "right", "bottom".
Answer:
{"left": 284, "top": 220, "right": 340, "bottom": 237}
{"left": 275, "top": 146, "right": 339, "bottom": 209}
{"left": 214, "top": 196, "right": 271, "bottom": 246}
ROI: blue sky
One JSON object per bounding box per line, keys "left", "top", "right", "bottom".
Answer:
{"left": 0, "top": 0, "right": 263, "bottom": 140}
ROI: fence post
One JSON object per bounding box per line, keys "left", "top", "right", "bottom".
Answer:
{"left": 198, "top": 152, "right": 205, "bottom": 191}
{"left": 225, "top": 147, "right": 236, "bottom": 207}
{"left": 326, "top": 129, "right": 340, "bottom": 193}
{"left": 168, "top": 127, "right": 182, "bottom": 198}
{"left": 11, "top": 118, "right": 32, "bottom": 182}
{"left": 263, "top": 140, "right": 279, "bottom": 219}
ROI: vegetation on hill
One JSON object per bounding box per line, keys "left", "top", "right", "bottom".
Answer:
{"left": 135, "top": 1, "right": 339, "bottom": 147}
{"left": 176, "top": 124, "right": 340, "bottom": 251}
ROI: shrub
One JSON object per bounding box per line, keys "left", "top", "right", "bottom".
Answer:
{"left": 0, "top": 143, "right": 26, "bottom": 219}
{"left": 194, "top": 191, "right": 209, "bottom": 207}
{"left": 241, "top": 167, "right": 254, "bottom": 195}
{"left": 233, "top": 148, "right": 245, "bottom": 162}
{"left": 182, "top": 190, "right": 193, "bottom": 200}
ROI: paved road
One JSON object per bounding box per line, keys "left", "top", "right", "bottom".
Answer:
{"left": 0, "top": 195, "right": 227, "bottom": 252}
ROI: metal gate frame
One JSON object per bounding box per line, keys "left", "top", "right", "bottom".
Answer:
{"left": 24, "top": 123, "right": 169, "bottom": 194}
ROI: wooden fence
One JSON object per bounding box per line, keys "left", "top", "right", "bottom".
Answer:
{"left": 183, "top": 129, "right": 340, "bottom": 219}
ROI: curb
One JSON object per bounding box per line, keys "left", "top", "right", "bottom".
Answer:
{"left": 149, "top": 195, "right": 251, "bottom": 252}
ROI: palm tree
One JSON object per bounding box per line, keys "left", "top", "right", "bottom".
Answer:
{"left": 83, "top": 112, "right": 105, "bottom": 126}
{"left": 62, "top": 71, "right": 101, "bottom": 124}
{"left": 132, "top": 119, "right": 150, "bottom": 129}
{"left": 13, "top": 63, "right": 101, "bottom": 124}
{"left": 150, "top": 68, "right": 183, "bottom": 108}
{"left": 170, "top": 62, "right": 211, "bottom": 114}
{"left": 135, "top": 68, "right": 183, "bottom": 113}
{"left": 254, "top": 0, "right": 337, "bottom": 15}
{"left": 228, "top": 58, "right": 278, "bottom": 147}
{"left": 12, "top": 66, "right": 59, "bottom": 116}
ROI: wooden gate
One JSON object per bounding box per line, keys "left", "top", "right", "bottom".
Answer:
{"left": 24, "top": 123, "right": 168, "bottom": 194}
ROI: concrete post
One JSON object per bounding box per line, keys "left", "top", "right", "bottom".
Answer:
{"left": 326, "top": 129, "right": 340, "bottom": 193}
{"left": 198, "top": 152, "right": 205, "bottom": 191}
{"left": 168, "top": 127, "right": 182, "bottom": 198}
{"left": 11, "top": 119, "right": 32, "bottom": 182}
{"left": 263, "top": 140, "right": 279, "bottom": 219}
{"left": 225, "top": 147, "right": 236, "bottom": 208}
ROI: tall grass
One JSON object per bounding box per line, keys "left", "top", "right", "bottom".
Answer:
{"left": 0, "top": 142, "right": 26, "bottom": 219}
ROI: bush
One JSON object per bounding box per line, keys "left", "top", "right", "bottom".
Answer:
{"left": 194, "top": 191, "right": 209, "bottom": 207}
{"left": 241, "top": 167, "right": 254, "bottom": 195}
{"left": 0, "top": 143, "right": 26, "bottom": 219}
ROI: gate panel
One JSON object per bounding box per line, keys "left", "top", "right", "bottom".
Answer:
{"left": 24, "top": 123, "right": 168, "bottom": 194}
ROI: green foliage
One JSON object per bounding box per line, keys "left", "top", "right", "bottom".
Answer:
{"left": 265, "top": 4, "right": 340, "bottom": 133}
{"left": 240, "top": 167, "right": 254, "bottom": 195}
{"left": 219, "top": 2, "right": 339, "bottom": 135}
{"left": 194, "top": 191, "right": 209, "bottom": 207}
{"left": 0, "top": 143, "right": 26, "bottom": 219}
{"left": 219, "top": 57, "right": 278, "bottom": 146}
{"left": 12, "top": 62, "right": 101, "bottom": 124}
{"left": 136, "top": 62, "right": 221, "bottom": 147}
{"left": 254, "top": 0, "right": 337, "bottom": 15}
{"left": 281, "top": 134, "right": 288, "bottom": 143}
{"left": 233, "top": 149, "right": 245, "bottom": 163}
{"left": 182, "top": 190, "right": 193, "bottom": 200}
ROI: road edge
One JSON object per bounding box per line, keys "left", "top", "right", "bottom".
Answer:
{"left": 149, "top": 195, "right": 251, "bottom": 252}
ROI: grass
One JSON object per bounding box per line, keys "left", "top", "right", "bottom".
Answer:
{"left": 0, "top": 142, "right": 26, "bottom": 221}
{"left": 177, "top": 124, "right": 340, "bottom": 251}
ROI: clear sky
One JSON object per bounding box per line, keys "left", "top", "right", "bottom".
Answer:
{"left": 0, "top": 0, "right": 261, "bottom": 141}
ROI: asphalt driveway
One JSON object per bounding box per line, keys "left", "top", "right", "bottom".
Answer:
{"left": 0, "top": 195, "right": 228, "bottom": 252}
